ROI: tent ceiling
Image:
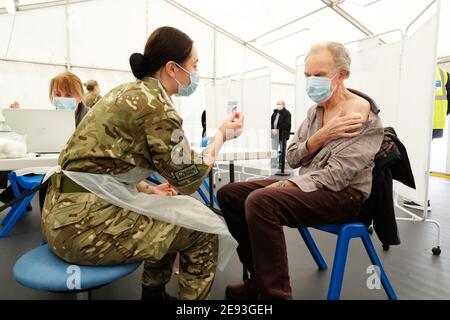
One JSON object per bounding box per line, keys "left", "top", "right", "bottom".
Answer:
{"left": 1, "top": 0, "right": 448, "bottom": 63}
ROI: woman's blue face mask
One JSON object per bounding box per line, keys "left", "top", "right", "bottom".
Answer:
{"left": 305, "top": 73, "right": 338, "bottom": 104}
{"left": 53, "top": 97, "right": 78, "bottom": 110}
{"left": 174, "top": 63, "right": 200, "bottom": 97}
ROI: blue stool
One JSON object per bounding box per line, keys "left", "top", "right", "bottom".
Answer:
{"left": 0, "top": 172, "right": 44, "bottom": 238}
{"left": 13, "top": 245, "right": 142, "bottom": 299}
{"left": 298, "top": 222, "right": 397, "bottom": 300}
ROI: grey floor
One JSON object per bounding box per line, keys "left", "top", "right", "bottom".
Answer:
{"left": 1, "top": 169, "right": 449, "bottom": 300}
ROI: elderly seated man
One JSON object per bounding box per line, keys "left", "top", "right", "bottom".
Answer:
{"left": 217, "top": 41, "right": 384, "bottom": 300}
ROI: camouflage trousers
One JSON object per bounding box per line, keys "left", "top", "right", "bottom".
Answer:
{"left": 41, "top": 174, "right": 218, "bottom": 300}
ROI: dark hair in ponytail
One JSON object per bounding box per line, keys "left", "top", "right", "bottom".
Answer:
{"left": 130, "top": 26, "right": 194, "bottom": 80}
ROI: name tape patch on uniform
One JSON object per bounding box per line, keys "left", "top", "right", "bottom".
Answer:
{"left": 174, "top": 165, "right": 199, "bottom": 181}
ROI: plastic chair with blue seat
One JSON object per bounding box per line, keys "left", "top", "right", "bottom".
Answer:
{"left": 298, "top": 222, "right": 397, "bottom": 300}
{"left": 195, "top": 137, "right": 219, "bottom": 206}
{"left": 0, "top": 172, "right": 44, "bottom": 238}
{"left": 13, "top": 244, "right": 142, "bottom": 299}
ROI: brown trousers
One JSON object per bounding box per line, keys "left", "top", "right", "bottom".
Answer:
{"left": 217, "top": 179, "right": 363, "bottom": 299}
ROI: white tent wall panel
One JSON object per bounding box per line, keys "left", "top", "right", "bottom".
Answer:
{"left": 262, "top": 7, "right": 366, "bottom": 68}
{"left": 0, "top": 60, "right": 65, "bottom": 111}
{"left": 346, "top": 40, "right": 403, "bottom": 128}
{"left": 0, "top": 13, "right": 14, "bottom": 58}
{"left": 0, "top": 5, "right": 67, "bottom": 63}
{"left": 204, "top": 83, "right": 216, "bottom": 137}
{"left": 294, "top": 63, "right": 311, "bottom": 135}
{"left": 240, "top": 75, "right": 271, "bottom": 150}
{"left": 214, "top": 33, "right": 295, "bottom": 83}
{"left": 148, "top": 0, "right": 215, "bottom": 79}
{"left": 175, "top": 0, "right": 324, "bottom": 42}
{"left": 68, "top": 0, "right": 147, "bottom": 70}
{"left": 215, "top": 33, "right": 248, "bottom": 79}
{"left": 205, "top": 79, "right": 242, "bottom": 139}
{"left": 70, "top": 67, "right": 134, "bottom": 99}
{"left": 438, "top": 0, "right": 450, "bottom": 57}
{"left": 205, "top": 75, "right": 271, "bottom": 150}
{"left": 175, "top": 84, "right": 206, "bottom": 145}
{"left": 396, "top": 14, "right": 439, "bottom": 205}
{"left": 340, "top": 0, "right": 431, "bottom": 36}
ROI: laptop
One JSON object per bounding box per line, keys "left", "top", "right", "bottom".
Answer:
{"left": 3, "top": 109, "right": 76, "bottom": 154}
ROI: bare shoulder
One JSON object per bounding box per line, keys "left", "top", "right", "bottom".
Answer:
{"left": 343, "top": 95, "right": 370, "bottom": 121}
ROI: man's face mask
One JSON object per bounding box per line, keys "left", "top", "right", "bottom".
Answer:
{"left": 174, "top": 63, "right": 200, "bottom": 97}
{"left": 277, "top": 104, "right": 284, "bottom": 110}
{"left": 53, "top": 97, "right": 78, "bottom": 110}
{"left": 305, "top": 73, "right": 338, "bottom": 104}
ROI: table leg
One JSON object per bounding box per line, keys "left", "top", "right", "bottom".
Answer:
{"left": 229, "top": 161, "right": 235, "bottom": 183}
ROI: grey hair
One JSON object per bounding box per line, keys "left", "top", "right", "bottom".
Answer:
{"left": 305, "top": 41, "right": 351, "bottom": 78}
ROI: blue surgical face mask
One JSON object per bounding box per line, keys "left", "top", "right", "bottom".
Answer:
{"left": 174, "top": 63, "right": 200, "bottom": 97}
{"left": 53, "top": 97, "right": 78, "bottom": 110}
{"left": 305, "top": 74, "right": 337, "bottom": 104}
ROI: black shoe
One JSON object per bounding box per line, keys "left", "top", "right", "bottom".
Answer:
{"left": 225, "top": 277, "right": 259, "bottom": 300}
{"left": 141, "top": 285, "right": 177, "bottom": 300}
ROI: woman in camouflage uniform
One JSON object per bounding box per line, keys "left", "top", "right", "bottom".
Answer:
{"left": 41, "top": 26, "right": 244, "bottom": 300}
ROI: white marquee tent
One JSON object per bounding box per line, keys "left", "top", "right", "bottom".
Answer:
{"left": 0, "top": 0, "right": 448, "bottom": 252}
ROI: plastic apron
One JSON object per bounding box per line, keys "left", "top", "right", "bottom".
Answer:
{"left": 19, "top": 165, "right": 238, "bottom": 272}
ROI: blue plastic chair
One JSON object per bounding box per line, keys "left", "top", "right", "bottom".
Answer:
{"left": 298, "top": 222, "right": 397, "bottom": 300}
{"left": 0, "top": 172, "right": 44, "bottom": 238}
{"left": 199, "top": 137, "right": 219, "bottom": 206}
{"left": 13, "top": 245, "right": 142, "bottom": 299}
{"left": 148, "top": 172, "right": 161, "bottom": 183}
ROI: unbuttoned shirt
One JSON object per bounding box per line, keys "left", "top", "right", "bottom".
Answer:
{"left": 286, "top": 89, "right": 384, "bottom": 201}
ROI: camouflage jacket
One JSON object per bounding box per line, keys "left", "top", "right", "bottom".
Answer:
{"left": 59, "top": 77, "right": 209, "bottom": 195}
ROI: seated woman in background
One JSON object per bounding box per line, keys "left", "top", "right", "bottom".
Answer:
{"left": 50, "top": 71, "right": 90, "bottom": 127}
{"left": 37, "top": 71, "right": 91, "bottom": 207}
{"left": 83, "top": 79, "right": 102, "bottom": 108}
{"left": 1, "top": 72, "right": 90, "bottom": 206}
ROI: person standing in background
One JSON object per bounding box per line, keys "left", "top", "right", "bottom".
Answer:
{"left": 83, "top": 80, "right": 102, "bottom": 108}
{"left": 432, "top": 67, "right": 450, "bottom": 139}
{"left": 201, "top": 109, "right": 206, "bottom": 138}
{"left": 270, "top": 100, "right": 292, "bottom": 168}
{"left": 404, "top": 67, "right": 450, "bottom": 211}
